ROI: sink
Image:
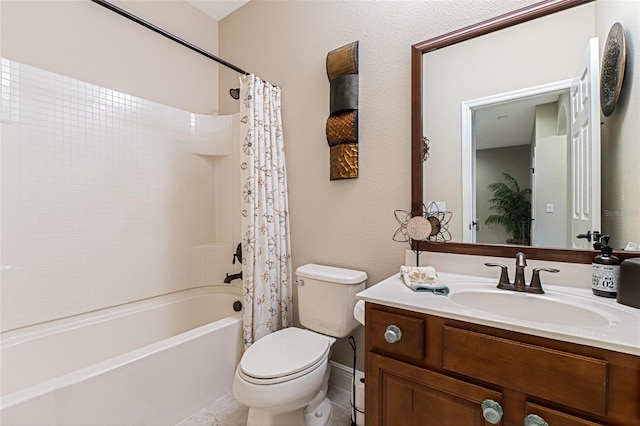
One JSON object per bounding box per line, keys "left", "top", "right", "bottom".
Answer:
{"left": 354, "top": 300, "right": 365, "bottom": 325}
{"left": 449, "top": 289, "right": 612, "bottom": 327}
{"left": 356, "top": 272, "right": 640, "bottom": 355}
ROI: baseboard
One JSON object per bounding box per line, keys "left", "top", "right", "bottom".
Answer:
{"left": 329, "top": 361, "right": 360, "bottom": 392}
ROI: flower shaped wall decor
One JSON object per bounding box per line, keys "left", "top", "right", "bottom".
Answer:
{"left": 393, "top": 202, "right": 452, "bottom": 265}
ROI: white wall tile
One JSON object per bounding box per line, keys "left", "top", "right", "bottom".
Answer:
{"left": 1, "top": 59, "right": 234, "bottom": 331}
{"left": 190, "top": 244, "right": 237, "bottom": 286}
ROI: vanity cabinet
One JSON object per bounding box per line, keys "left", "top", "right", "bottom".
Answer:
{"left": 365, "top": 303, "right": 640, "bottom": 425}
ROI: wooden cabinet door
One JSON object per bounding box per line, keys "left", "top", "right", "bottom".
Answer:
{"left": 526, "top": 403, "right": 604, "bottom": 426}
{"left": 367, "top": 353, "right": 503, "bottom": 426}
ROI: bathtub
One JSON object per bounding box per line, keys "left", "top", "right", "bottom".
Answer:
{"left": 0, "top": 285, "right": 243, "bottom": 425}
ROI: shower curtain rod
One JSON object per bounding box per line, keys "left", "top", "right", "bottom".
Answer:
{"left": 90, "top": 0, "right": 250, "bottom": 76}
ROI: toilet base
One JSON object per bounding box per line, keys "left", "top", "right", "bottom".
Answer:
{"left": 247, "top": 408, "right": 305, "bottom": 426}
{"left": 304, "top": 396, "right": 332, "bottom": 426}
{"left": 245, "top": 396, "right": 333, "bottom": 426}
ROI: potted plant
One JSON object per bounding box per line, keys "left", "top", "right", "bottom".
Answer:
{"left": 485, "top": 172, "right": 532, "bottom": 245}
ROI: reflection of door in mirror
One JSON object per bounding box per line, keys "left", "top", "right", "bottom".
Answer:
{"left": 465, "top": 85, "right": 571, "bottom": 248}
{"left": 463, "top": 37, "right": 601, "bottom": 250}
{"left": 570, "top": 37, "right": 601, "bottom": 249}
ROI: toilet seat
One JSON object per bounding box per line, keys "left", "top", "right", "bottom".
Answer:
{"left": 239, "top": 328, "right": 332, "bottom": 385}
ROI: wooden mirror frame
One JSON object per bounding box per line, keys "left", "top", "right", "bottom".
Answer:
{"left": 411, "top": 0, "right": 640, "bottom": 263}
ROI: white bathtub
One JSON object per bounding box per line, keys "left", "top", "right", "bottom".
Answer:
{"left": 0, "top": 285, "right": 243, "bottom": 425}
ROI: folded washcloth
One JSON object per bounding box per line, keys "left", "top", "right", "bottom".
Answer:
{"left": 624, "top": 241, "right": 640, "bottom": 251}
{"left": 399, "top": 266, "right": 450, "bottom": 296}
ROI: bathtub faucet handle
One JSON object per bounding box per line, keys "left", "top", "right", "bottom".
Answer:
{"left": 232, "top": 243, "right": 243, "bottom": 264}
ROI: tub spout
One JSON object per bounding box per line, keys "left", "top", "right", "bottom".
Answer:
{"left": 224, "top": 272, "right": 243, "bottom": 284}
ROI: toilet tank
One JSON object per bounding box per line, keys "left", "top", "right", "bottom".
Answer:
{"left": 295, "top": 264, "right": 367, "bottom": 338}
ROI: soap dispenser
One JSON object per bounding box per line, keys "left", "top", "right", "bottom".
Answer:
{"left": 592, "top": 235, "right": 621, "bottom": 298}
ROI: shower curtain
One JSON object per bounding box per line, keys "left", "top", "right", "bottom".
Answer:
{"left": 239, "top": 74, "right": 293, "bottom": 348}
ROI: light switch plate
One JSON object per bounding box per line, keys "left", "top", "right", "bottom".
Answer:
{"left": 428, "top": 201, "right": 446, "bottom": 212}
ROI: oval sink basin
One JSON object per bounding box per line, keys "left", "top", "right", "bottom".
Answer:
{"left": 449, "top": 290, "right": 611, "bottom": 327}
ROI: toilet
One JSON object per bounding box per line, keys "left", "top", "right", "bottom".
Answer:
{"left": 232, "top": 264, "right": 367, "bottom": 426}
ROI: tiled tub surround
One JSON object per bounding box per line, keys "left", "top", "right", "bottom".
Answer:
{"left": 1, "top": 58, "right": 234, "bottom": 331}
{"left": 0, "top": 286, "right": 243, "bottom": 425}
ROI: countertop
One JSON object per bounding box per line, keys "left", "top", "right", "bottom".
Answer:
{"left": 356, "top": 272, "right": 640, "bottom": 356}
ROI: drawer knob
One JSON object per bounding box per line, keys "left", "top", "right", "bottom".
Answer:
{"left": 481, "top": 399, "right": 503, "bottom": 424}
{"left": 524, "top": 414, "right": 548, "bottom": 426}
{"left": 384, "top": 325, "right": 402, "bottom": 343}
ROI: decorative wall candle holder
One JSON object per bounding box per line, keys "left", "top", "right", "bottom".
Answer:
{"left": 326, "top": 41, "right": 359, "bottom": 180}
{"left": 330, "top": 74, "right": 359, "bottom": 114}
{"left": 326, "top": 110, "right": 358, "bottom": 146}
{"left": 330, "top": 144, "right": 359, "bottom": 180}
{"left": 326, "top": 41, "right": 359, "bottom": 81}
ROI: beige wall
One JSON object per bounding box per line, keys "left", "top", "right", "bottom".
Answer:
{"left": 597, "top": 0, "right": 640, "bottom": 248}
{"left": 533, "top": 103, "right": 569, "bottom": 248}
{"left": 1, "top": 0, "right": 219, "bottom": 113}
{"left": 219, "top": 0, "right": 540, "bottom": 369}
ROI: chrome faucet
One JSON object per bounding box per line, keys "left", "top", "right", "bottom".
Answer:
{"left": 485, "top": 252, "right": 559, "bottom": 294}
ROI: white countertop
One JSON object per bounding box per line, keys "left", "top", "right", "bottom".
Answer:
{"left": 357, "top": 272, "right": 640, "bottom": 356}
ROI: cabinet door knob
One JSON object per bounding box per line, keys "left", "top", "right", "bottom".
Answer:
{"left": 384, "top": 325, "right": 402, "bottom": 343}
{"left": 524, "top": 414, "right": 548, "bottom": 426}
{"left": 481, "top": 399, "right": 503, "bottom": 424}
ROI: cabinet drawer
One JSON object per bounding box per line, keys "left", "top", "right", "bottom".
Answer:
{"left": 443, "top": 326, "right": 608, "bottom": 416}
{"left": 526, "top": 402, "right": 604, "bottom": 426}
{"left": 368, "top": 308, "right": 424, "bottom": 363}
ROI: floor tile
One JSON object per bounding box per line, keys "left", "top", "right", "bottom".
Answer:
{"left": 177, "top": 386, "right": 354, "bottom": 426}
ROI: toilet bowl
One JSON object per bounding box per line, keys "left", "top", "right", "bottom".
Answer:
{"left": 232, "top": 327, "right": 336, "bottom": 426}
{"left": 232, "top": 264, "right": 367, "bottom": 426}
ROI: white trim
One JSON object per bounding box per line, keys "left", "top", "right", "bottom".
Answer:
{"left": 329, "top": 361, "right": 356, "bottom": 392}
{"left": 461, "top": 102, "right": 474, "bottom": 242}
{"left": 460, "top": 79, "right": 573, "bottom": 243}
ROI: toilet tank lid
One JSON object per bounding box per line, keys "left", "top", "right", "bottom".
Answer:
{"left": 296, "top": 264, "right": 367, "bottom": 285}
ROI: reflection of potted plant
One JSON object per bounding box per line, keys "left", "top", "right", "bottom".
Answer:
{"left": 485, "top": 173, "right": 532, "bottom": 245}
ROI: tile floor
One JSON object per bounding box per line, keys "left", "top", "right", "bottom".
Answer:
{"left": 177, "top": 385, "right": 353, "bottom": 426}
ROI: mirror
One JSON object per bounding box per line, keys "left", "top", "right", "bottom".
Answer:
{"left": 412, "top": 0, "right": 640, "bottom": 263}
